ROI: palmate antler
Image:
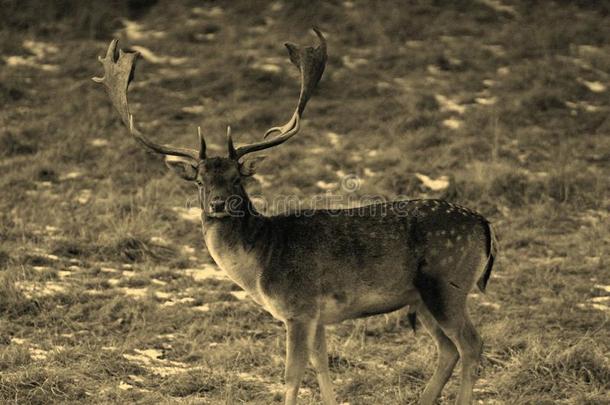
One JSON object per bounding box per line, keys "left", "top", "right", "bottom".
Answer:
{"left": 229, "top": 28, "right": 327, "bottom": 160}
{"left": 93, "top": 39, "right": 205, "bottom": 161}
{"left": 94, "top": 29, "right": 326, "bottom": 162}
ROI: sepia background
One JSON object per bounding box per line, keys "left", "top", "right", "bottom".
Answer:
{"left": 1, "top": 0, "right": 609, "bottom": 403}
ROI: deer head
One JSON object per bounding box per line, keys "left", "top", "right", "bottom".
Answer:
{"left": 93, "top": 29, "right": 327, "bottom": 218}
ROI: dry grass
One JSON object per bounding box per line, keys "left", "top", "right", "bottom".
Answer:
{"left": 0, "top": 0, "right": 609, "bottom": 403}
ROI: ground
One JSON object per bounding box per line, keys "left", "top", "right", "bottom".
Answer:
{"left": 0, "top": 0, "right": 609, "bottom": 404}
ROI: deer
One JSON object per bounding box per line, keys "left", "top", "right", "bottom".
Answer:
{"left": 94, "top": 29, "right": 498, "bottom": 405}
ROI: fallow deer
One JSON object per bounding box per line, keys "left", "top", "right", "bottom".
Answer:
{"left": 94, "top": 29, "right": 498, "bottom": 405}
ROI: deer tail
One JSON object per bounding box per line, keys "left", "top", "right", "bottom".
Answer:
{"left": 477, "top": 221, "right": 498, "bottom": 293}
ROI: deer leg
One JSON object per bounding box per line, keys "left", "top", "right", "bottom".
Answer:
{"left": 433, "top": 310, "right": 482, "bottom": 405}
{"left": 309, "top": 324, "right": 337, "bottom": 405}
{"left": 284, "top": 317, "right": 317, "bottom": 405}
{"left": 417, "top": 305, "right": 459, "bottom": 405}
{"left": 449, "top": 314, "right": 482, "bottom": 405}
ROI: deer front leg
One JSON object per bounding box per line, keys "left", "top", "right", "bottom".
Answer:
{"left": 309, "top": 324, "right": 337, "bottom": 405}
{"left": 284, "top": 317, "right": 317, "bottom": 405}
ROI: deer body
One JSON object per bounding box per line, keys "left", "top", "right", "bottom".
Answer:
{"left": 203, "top": 200, "right": 491, "bottom": 325}
{"left": 95, "top": 30, "right": 498, "bottom": 405}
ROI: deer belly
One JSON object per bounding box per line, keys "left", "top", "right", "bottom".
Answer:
{"left": 319, "top": 291, "right": 412, "bottom": 324}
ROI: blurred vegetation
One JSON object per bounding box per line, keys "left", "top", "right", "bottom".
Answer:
{"left": 0, "top": 0, "right": 158, "bottom": 38}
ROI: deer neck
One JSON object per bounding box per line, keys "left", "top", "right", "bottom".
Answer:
{"left": 201, "top": 194, "right": 269, "bottom": 293}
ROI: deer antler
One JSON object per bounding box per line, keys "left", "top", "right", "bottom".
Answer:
{"left": 229, "top": 28, "right": 327, "bottom": 160}
{"left": 93, "top": 39, "right": 204, "bottom": 161}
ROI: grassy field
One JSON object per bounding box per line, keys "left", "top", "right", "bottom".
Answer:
{"left": 1, "top": 0, "right": 609, "bottom": 403}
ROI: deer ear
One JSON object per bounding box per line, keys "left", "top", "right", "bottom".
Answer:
{"left": 164, "top": 156, "right": 198, "bottom": 181}
{"left": 239, "top": 156, "right": 266, "bottom": 177}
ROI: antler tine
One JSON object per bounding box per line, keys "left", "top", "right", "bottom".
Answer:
{"left": 232, "top": 28, "right": 327, "bottom": 160}
{"left": 227, "top": 126, "right": 237, "bottom": 160}
{"left": 93, "top": 39, "right": 202, "bottom": 161}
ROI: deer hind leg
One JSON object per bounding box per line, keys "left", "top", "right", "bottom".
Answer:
{"left": 432, "top": 305, "right": 482, "bottom": 405}
{"left": 284, "top": 317, "right": 317, "bottom": 405}
{"left": 417, "top": 304, "right": 459, "bottom": 405}
{"left": 447, "top": 313, "right": 482, "bottom": 405}
{"left": 309, "top": 324, "right": 337, "bottom": 405}
{"left": 416, "top": 275, "right": 483, "bottom": 405}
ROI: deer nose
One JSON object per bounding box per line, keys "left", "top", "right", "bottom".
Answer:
{"left": 209, "top": 199, "right": 226, "bottom": 213}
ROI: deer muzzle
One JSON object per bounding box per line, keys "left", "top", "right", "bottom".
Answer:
{"left": 207, "top": 198, "right": 230, "bottom": 218}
